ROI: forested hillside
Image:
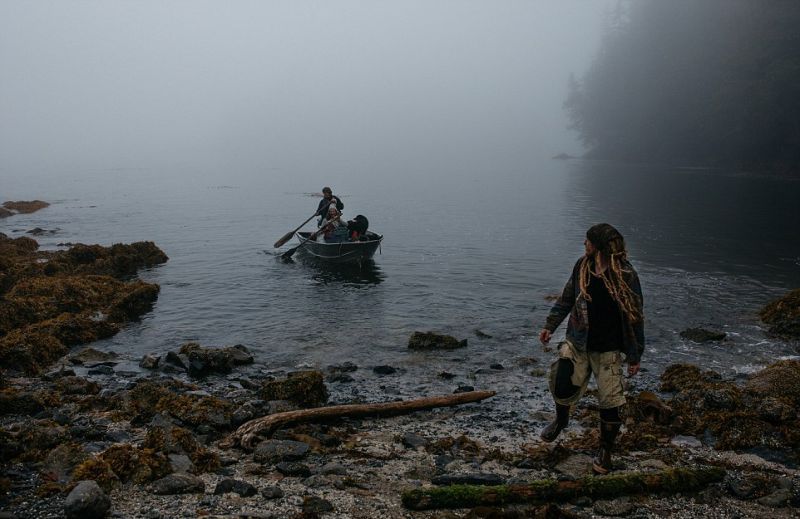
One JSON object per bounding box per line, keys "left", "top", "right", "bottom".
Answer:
{"left": 565, "top": 0, "right": 800, "bottom": 173}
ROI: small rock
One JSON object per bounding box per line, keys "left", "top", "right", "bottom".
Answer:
{"left": 150, "top": 473, "right": 205, "bottom": 495}
{"left": 408, "top": 331, "right": 467, "bottom": 350}
{"left": 554, "top": 454, "right": 594, "bottom": 479}
{"left": 454, "top": 385, "right": 474, "bottom": 393}
{"left": 373, "top": 365, "right": 397, "bottom": 375}
{"left": 253, "top": 440, "right": 310, "bottom": 463}
{"left": 213, "top": 479, "right": 257, "bottom": 497}
{"left": 670, "top": 435, "right": 702, "bottom": 449}
{"left": 639, "top": 459, "right": 668, "bottom": 470}
{"left": 303, "top": 496, "right": 334, "bottom": 514}
{"left": 139, "top": 354, "right": 160, "bottom": 370}
{"left": 489, "top": 363, "right": 504, "bottom": 370}
{"left": 474, "top": 329, "right": 493, "bottom": 338}
{"left": 43, "top": 366, "right": 76, "bottom": 380}
{"left": 64, "top": 480, "right": 110, "bottom": 519}
{"left": 328, "top": 373, "right": 354, "bottom": 383}
{"left": 438, "top": 371, "right": 456, "bottom": 379}
{"left": 275, "top": 462, "right": 311, "bottom": 477}
{"left": 320, "top": 463, "right": 347, "bottom": 476}
{"left": 401, "top": 432, "right": 429, "bottom": 449}
{"left": 680, "top": 328, "right": 726, "bottom": 342}
{"left": 69, "top": 347, "right": 119, "bottom": 365}
{"left": 168, "top": 454, "right": 194, "bottom": 474}
{"left": 261, "top": 486, "right": 284, "bottom": 499}
{"left": 87, "top": 365, "right": 114, "bottom": 376}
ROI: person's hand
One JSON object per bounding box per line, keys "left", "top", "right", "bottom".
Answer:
{"left": 539, "top": 329, "right": 552, "bottom": 345}
{"left": 627, "top": 362, "right": 640, "bottom": 377}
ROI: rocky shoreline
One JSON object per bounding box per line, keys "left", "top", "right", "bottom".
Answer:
{"left": 1, "top": 227, "right": 799, "bottom": 518}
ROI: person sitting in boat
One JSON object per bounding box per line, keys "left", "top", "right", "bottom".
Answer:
{"left": 316, "top": 186, "right": 344, "bottom": 226}
{"left": 346, "top": 214, "right": 369, "bottom": 241}
{"left": 320, "top": 203, "right": 349, "bottom": 243}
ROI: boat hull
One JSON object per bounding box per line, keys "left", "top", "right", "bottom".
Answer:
{"left": 296, "top": 231, "right": 382, "bottom": 263}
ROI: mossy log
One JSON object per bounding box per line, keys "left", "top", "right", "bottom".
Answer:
{"left": 225, "top": 390, "right": 495, "bottom": 450}
{"left": 401, "top": 466, "right": 725, "bottom": 510}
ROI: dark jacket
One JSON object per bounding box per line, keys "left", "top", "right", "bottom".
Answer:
{"left": 544, "top": 257, "right": 645, "bottom": 363}
{"left": 316, "top": 196, "right": 343, "bottom": 218}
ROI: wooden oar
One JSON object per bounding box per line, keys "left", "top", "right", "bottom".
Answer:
{"left": 281, "top": 215, "right": 341, "bottom": 260}
{"left": 274, "top": 212, "right": 321, "bottom": 248}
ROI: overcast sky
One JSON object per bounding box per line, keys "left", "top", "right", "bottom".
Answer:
{"left": 0, "top": 1, "right": 615, "bottom": 175}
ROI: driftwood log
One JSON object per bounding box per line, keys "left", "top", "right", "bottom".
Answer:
{"left": 402, "top": 466, "right": 726, "bottom": 510}
{"left": 225, "top": 390, "right": 496, "bottom": 450}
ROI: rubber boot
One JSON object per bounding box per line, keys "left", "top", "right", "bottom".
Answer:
{"left": 592, "top": 420, "right": 621, "bottom": 474}
{"left": 540, "top": 404, "right": 570, "bottom": 442}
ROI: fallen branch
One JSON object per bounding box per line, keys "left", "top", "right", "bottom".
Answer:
{"left": 402, "top": 466, "right": 726, "bottom": 510}
{"left": 225, "top": 390, "right": 495, "bottom": 450}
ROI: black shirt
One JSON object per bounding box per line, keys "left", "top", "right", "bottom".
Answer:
{"left": 586, "top": 271, "right": 624, "bottom": 352}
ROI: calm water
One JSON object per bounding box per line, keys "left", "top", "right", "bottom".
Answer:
{"left": 2, "top": 161, "right": 799, "bottom": 405}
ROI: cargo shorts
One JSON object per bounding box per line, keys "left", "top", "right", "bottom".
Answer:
{"left": 548, "top": 340, "right": 626, "bottom": 409}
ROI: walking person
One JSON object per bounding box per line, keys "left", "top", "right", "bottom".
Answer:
{"left": 538, "top": 223, "right": 644, "bottom": 474}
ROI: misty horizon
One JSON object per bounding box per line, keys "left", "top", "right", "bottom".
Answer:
{"left": 0, "top": 1, "right": 614, "bottom": 176}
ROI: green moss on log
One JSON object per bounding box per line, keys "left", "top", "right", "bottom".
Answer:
{"left": 401, "top": 466, "right": 726, "bottom": 510}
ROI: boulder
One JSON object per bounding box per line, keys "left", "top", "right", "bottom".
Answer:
{"left": 408, "top": 331, "right": 467, "bottom": 350}
{"left": 64, "top": 480, "right": 110, "bottom": 519}
{"left": 213, "top": 479, "right": 257, "bottom": 497}
{"left": 177, "top": 343, "right": 254, "bottom": 378}
{"left": 150, "top": 473, "right": 205, "bottom": 495}
{"left": 253, "top": 440, "right": 310, "bottom": 463}
{"left": 260, "top": 370, "right": 328, "bottom": 408}
{"left": 3, "top": 200, "right": 50, "bottom": 214}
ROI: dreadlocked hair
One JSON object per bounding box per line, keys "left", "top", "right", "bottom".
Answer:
{"left": 578, "top": 223, "right": 642, "bottom": 324}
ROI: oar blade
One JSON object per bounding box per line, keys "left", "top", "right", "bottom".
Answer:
{"left": 280, "top": 246, "right": 299, "bottom": 260}
{"left": 274, "top": 230, "right": 296, "bottom": 248}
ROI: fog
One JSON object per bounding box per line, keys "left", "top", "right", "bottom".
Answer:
{"left": 1, "top": 1, "right": 614, "bottom": 178}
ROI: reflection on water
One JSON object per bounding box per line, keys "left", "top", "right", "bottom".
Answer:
{"left": 301, "top": 258, "right": 385, "bottom": 287}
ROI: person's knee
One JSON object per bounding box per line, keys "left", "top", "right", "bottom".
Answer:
{"left": 553, "top": 359, "right": 581, "bottom": 399}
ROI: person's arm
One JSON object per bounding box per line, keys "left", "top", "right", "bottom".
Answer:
{"left": 540, "top": 261, "right": 579, "bottom": 344}
{"left": 335, "top": 197, "right": 344, "bottom": 211}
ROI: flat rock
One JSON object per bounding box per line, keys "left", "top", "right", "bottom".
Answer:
{"left": 373, "top": 365, "right": 397, "bottom": 375}
{"left": 401, "top": 432, "right": 429, "bottom": 449}
{"left": 303, "top": 496, "right": 334, "bottom": 514}
{"left": 670, "top": 435, "right": 703, "bottom": 448}
{"left": 680, "top": 328, "right": 726, "bottom": 342}
{"left": 408, "top": 331, "right": 467, "bottom": 350}
{"left": 756, "top": 488, "right": 792, "bottom": 507}
{"left": 275, "top": 461, "right": 311, "bottom": 477}
{"left": 253, "top": 440, "right": 310, "bottom": 463}
{"left": 69, "top": 347, "right": 119, "bottom": 365}
{"left": 261, "top": 486, "right": 284, "bottom": 499}
{"left": 214, "top": 479, "right": 257, "bottom": 497}
{"left": 554, "top": 454, "right": 594, "bottom": 479}
{"left": 593, "top": 497, "right": 634, "bottom": 516}
{"left": 150, "top": 473, "right": 205, "bottom": 495}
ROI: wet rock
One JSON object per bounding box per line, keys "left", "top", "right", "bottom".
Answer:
{"left": 593, "top": 497, "right": 634, "bottom": 516}
{"left": 143, "top": 415, "right": 220, "bottom": 474}
{"left": 164, "top": 352, "right": 189, "bottom": 371}
{"left": 408, "top": 331, "right": 468, "bottom": 350}
{"left": 176, "top": 342, "right": 254, "bottom": 378}
{"left": 373, "top": 365, "right": 397, "bottom": 375}
{"left": 327, "top": 361, "right": 358, "bottom": 373}
{"left": 43, "top": 365, "right": 76, "bottom": 380}
{"left": 253, "top": 440, "right": 310, "bottom": 463}
{"left": 474, "top": 329, "right": 493, "bottom": 338}
{"left": 756, "top": 397, "right": 795, "bottom": 422}
{"left": 275, "top": 461, "right": 311, "bottom": 477}
{"left": 759, "top": 288, "right": 800, "bottom": 339}
{"left": 3, "top": 200, "right": 50, "bottom": 214}
{"left": 139, "top": 354, "right": 160, "bottom": 370}
{"left": 489, "top": 363, "right": 504, "bottom": 370}
{"left": 680, "top": 328, "right": 726, "bottom": 342}
{"left": 0, "top": 388, "right": 46, "bottom": 415}
{"left": 261, "top": 486, "right": 284, "bottom": 499}
{"left": 454, "top": 385, "right": 474, "bottom": 393}
{"left": 64, "top": 480, "right": 110, "bottom": 519}
{"left": 168, "top": 454, "right": 194, "bottom": 474}
{"left": 554, "top": 454, "right": 594, "bottom": 479}
{"left": 303, "top": 496, "right": 334, "bottom": 514}
{"left": 431, "top": 473, "right": 505, "bottom": 486}
{"left": 88, "top": 365, "right": 114, "bottom": 376}
{"left": 57, "top": 376, "right": 101, "bottom": 395}
{"left": 214, "top": 478, "right": 257, "bottom": 497}
{"left": 260, "top": 370, "right": 328, "bottom": 408}
{"left": 27, "top": 227, "right": 58, "bottom": 236}
{"left": 0, "top": 207, "right": 12, "bottom": 218}
{"left": 438, "top": 371, "right": 456, "bottom": 380}
{"left": 150, "top": 473, "right": 205, "bottom": 495}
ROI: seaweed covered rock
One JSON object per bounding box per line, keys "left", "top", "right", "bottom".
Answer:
{"left": 408, "top": 331, "right": 468, "bottom": 350}
{"left": 760, "top": 289, "right": 800, "bottom": 339}
{"left": 143, "top": 416, "right": 220, "bottom": 473}
{"left": 0, "top": 237, "right": 166, "bottom": 375}
{"left": 261, "top": 370, "right": 328, "bottom": 408}
{"left": 177, "top": 343, "right": 254, "bottom": 378}
{"left": 2, "top": 200, "right": 50, "bottom": 214}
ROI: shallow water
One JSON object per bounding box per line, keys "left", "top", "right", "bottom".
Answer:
{"left": 2, "top": 161, "right": 799, "bottom": 413}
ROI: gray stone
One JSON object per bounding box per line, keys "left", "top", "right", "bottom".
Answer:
{"left": 554, "top": 454, "right": 594, "bottom": 479}
{"left": 454, "top": 385, "right": 474, "bottom": 393}
{"left": 261, "top": 486, "right": 284, "bottom": 499}
{"left": 150, "top": 473, "right": 205, "bottom": 495}
{"left": 69, "top": 348, "right": 119, "bottom": 365}
{"left": 168, "top": 454, "right": 194, "bottom": 474}
{"left": 213, "top": 479, "right": 257, "bottom": 497}
{"left": 639, "top": 459, "right": 668, "bottom": 470}
{"left": 253, "top": 439, "right": 310, "bottom": 463}
{"left": 275, "top": 461, "right": 311, "bottom": 477}
{"left": 303, "top": 496, "right": 334, "bottom": 514}
{"left": 408, "top": 331, "right": 467, "bottom": 350}
{"left": 431, "top": 473, "right": 505, "bottom": 486}
{"left": 88, "top": 365, "right": 114, "bottom": 376}
{"left": 373, "top": 365, "right": 397, "bottom": 375}
{"left": 756, "top": 489, "right": 792, "bottom": 508}
{"left": 139, "top": 354, "right": 160, "bottom": 370}
{"left": 401, "top": 432, "right": 429, "bottom": 449}
{"left": 670, "top": 435, "right": 703, "bottom": 448}
{"left": 320, "top": 462, "right": 347, "bottom": 475}
{"left": 680, "top": 328, "right": 726, "bottom": 342}
{"left": 64, "top": 480, "right": 111, "bottom": 519}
